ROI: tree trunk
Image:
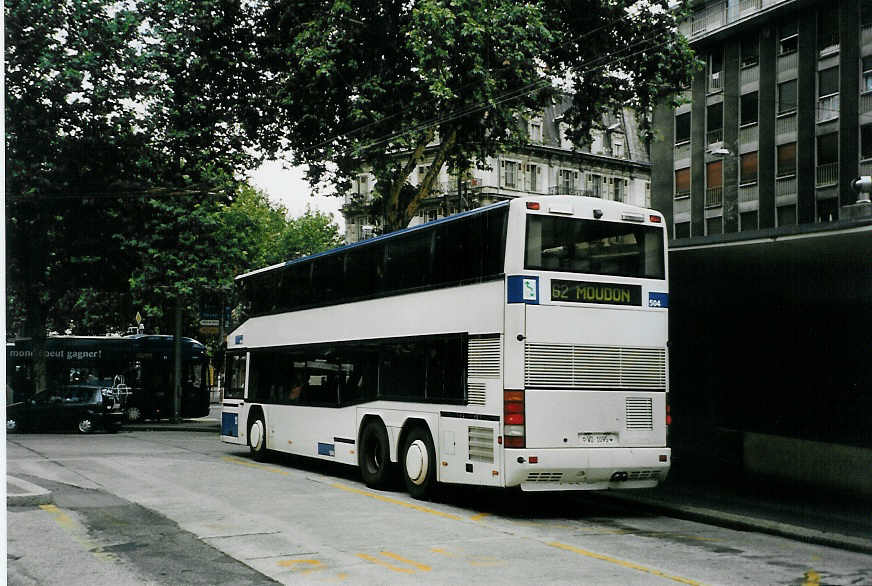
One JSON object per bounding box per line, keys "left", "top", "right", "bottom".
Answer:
{"left": 384, "top": 129, "right": 435, "bottom": 231}
{"left": 404, "top": 127, "right": 458, "bottom": 224}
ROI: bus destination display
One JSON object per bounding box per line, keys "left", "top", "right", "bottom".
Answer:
{"left": 551, "top": 280, "right": 641, "bottom": 306}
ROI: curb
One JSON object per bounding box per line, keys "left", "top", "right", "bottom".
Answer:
{"left": 602, "top": 492, "right": 872, "bottom": 555}
{"left": 124, "top": 421, "right": 219, "bottom": 433}
{"left": 7, "top": 475, "right": 53, "bottom": 506}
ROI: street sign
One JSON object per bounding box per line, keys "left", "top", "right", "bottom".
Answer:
{"left": 199, "top": 319, "right": 219, "bottom": 327}
{"left": 199, "top": 326, "right": 219, "bottom": 335}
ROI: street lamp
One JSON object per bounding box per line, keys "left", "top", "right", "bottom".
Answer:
{"left": 850, "top": 176, "right": 872, "bottom": 204}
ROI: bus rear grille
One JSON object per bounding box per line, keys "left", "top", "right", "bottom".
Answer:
{"left": 526, "top": 472, "right": 563, "bottom": 482}
{"left": 524, "top": 344, "right": 666, "bottom": 390}
{"left": 627, "top": 470, "right": 659, "bottom": 481}
{"left": 468, "top": 426, "right": 494, "bottom": 462}
{"left": 467, "top": 382, "right": 487, "bottom": 406}
{"left": 468, "top": 337, "right": 501, "bottom": 379}
{"left": 625, "top": 397, "right": 654, "bottom": 431}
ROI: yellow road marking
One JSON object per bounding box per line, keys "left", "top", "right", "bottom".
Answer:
{"left": 328, "top": 481, "right": 463, "bottom": 520}
{"left": 803, "top": 570, "right": 821, "bottom": 586}
{"left": 277, "top": 559, "right": 324, "bottom": 574}
{"left": 40, "top": 504, "right": 118, "bottom": 563}
{"left": 380, "top": 551, "right": 431, "bottom": 572}
{"left": 356, "top": 553, "right": 414, "bottom": 574}
{"left": 431, "top": 547, "right": 455, "bottom": 556}
{"left": 548, "top": 541, "right": 704, "bottom": 585}
{"left": 469, "top": 512, "right": 490, "bottom": 522}
{"left": 222, "top": 456, "right": 291, "bottom": 475}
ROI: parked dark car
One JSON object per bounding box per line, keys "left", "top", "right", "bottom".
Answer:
{"left": 6, "top": 385, "right": 124, "bottom": 434}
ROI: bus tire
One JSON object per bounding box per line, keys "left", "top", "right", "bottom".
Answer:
{"left": 249, "top": 415, "right": 268, "bottom": 462}
{"left": 401, "top": 425, "right": 436, "bottom": 500}
{"left": 359, "top": 419, "right": 392, "bottom": 489}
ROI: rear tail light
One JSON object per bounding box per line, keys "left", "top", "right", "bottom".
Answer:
{"left": 504, "top": 389, "right": 525, "bottom": 448}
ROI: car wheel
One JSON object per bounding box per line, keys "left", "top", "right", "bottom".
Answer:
{"left": 249, "top": 415, "right": 268, "bottom": 462}
{"left": 77, "top": 417, "right": 95, "bottom": 434}
{"left": 125, "top": 406, "right": 142, "bottom": 422}
{"left": 402, "top": 426, "right": 437, "bottom": 500}
{"left": 359, "top": 419, "right": 392, "bottom": 489}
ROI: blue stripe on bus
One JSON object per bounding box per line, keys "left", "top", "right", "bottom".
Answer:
{"left": 318, "top": 442, "right": 336, "bottom": 457}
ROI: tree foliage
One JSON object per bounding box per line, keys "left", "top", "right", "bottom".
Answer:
{"left": 257, "top": 0, "right": 696, "bottom": 230}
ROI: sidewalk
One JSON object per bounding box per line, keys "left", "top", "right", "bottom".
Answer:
{"left": 602, "top": 465, "right": 872, "bottom": 554}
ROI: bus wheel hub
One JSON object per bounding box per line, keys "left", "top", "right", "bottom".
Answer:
{"left": 405, "top": 440, "right": 428, "bottom": 484}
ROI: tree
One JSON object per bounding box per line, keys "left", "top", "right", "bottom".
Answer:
{"left": 278, "top": 208, "right": 344, "bottom": 261}
{"left": 256, "top": 0, "right": 696, "bottom": 231}
{"left": 5, "top": 0, "right": 265, "bottom": 391}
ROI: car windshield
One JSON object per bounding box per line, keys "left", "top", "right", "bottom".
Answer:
{"left": 525, "top": 215, "right": 665, "bottom": 279}
{"left": 65, "top": 388, "right": 99, "bottom": 403}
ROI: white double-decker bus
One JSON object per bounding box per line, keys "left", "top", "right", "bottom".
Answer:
{"left": 221, "top": 195, "right": 670, "bottom": 499}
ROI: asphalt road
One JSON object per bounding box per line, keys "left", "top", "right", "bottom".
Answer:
{"left": 7, "top": 431, "right": 872, "bottom": 585}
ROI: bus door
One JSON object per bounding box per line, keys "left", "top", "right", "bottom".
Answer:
{"left": 220, "top": 353, "right": 248, "bottom": 445}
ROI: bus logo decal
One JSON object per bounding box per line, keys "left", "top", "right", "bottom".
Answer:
{"left": 318, "top": 442, "right": 336, "bottom": 457}
{"left": 507, "top": 276, "right": 539, "bottom": 304}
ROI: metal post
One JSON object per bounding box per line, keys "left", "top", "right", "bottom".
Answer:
{"left": 173, "top": 298, "right": 182, "bottom": 423}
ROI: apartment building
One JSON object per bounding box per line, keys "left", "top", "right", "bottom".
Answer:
{"left": 650, "top": 0, "right": 872, "bottom": 492}
{"left": 343, "top": 100, "right": 652, "bottom": 243}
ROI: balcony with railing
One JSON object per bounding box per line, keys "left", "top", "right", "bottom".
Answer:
{"left": 776, "top": 175, "right": 797, "bottom": 197}
{"left": 706, "top": 128, "right": 723, "bottom": 145}
{"left": 739, "top": 123, "right": 758, "bottom": 146}
{"left": 740, "top": 65, "right": 759, "bottom": 85}
{"left": 816, "top": 162, "right": 838, "bottom": 187}
{"left": 682, "top": 0, "right": 788, "bottom": 41}
{"left": 861, "top": 92, "right": 872, "bottom": 114}
{"left": 708, "top": 72, "right": 723, "bottom": 93}
{"left": 861, "top": 159, "right": 872, "bottom": 177}
{"left": 817, "top": 94, "right": 839, "bottom": 123}
{"left": 705, "top": 186, "right": 723, "bottom": 208}
{"left": 674, "top": 142, "right": 691, "bottom": 162}
{"left": 863, "top": 23, "right": 872, "bottom": 45}
{"left": 776, "top": 113, "right": 797, "bottom": 135}
{"left": 777, "top": 51, "right": 798, "bottom": 74}
{"left": 739, "top": 183, "right": 759, "bottom": 203}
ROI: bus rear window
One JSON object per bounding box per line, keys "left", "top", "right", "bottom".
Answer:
{"left": 525, "top": 215, "right": 665, "bottom": 279}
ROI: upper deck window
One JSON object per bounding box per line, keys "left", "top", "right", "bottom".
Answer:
{"left": 524, "top": 215, "right": 664, "bottom": 279}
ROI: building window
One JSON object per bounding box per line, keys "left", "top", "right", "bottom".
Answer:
{"left": 674, "top": 222, "right": 690, "bottom": 239}
{"left": 528, "top": 164, "right": 540, "bottom": 192}
{"left": 740, "top": 92, "right": 758, "bottom": 126}
{"left": 613, "top": 137, "right": 625, "bottom": 158}
{"left": 817, "top": 8, "right": 839, "bottom": 53}
{"left": 819, "top": 66, "right": 839, "bottom": 97}
{"left": 778, "top": 80, "right": 797, "bottom": 114}
{"left": 816, "top": 132, "right": 838, "bottom": 186}
{"left": 740, "top": 211, "right": 758, "bottom": 232}
{"left": 779, "top": 21, "right": 798, "bottom": 55}
{"left": 863, "top": 57, "right": 872, "bottom": 93}
{"left": 502, "top": 160, "right": 519, "bottom": 188}
{"left": 778, "top": 204, "right": 797, "bottom": 226}
{"left": 740, "top": 151, "right": 758, "bottom": 184}
{"left": 706, "top": 102, "right": 723, "bottom": 144}
{"left": 674, "top": 167, "right": 690, "bottom": 198}
{"left": 706, "top": 216, "right": 723, "bottom": 236}
{"left": 675, "top": 112, "right": 691, "bottom": 144}
{"left": 861, "top": 124, "right": 872, "bottom": 160}
{"left": 741, "top": 34, "right": 759, "bottom": 67}
{"left": 612, "top": 177, "right": 627, "bottom": 202}
{"left": 777, "top": 142, "right": 797, "bottom": 177}
{"left": 588, "top": 173, "right": 602, "bottom": 197}
{"left": 817, "top": 197, "right": 838, "bottom": 222}
{"left": 559, "top": 169, "right": 577, "bottom": 193}
{"left": 529, "top": 121, "right": 542, "bottom": 143}
{"left": 706, "top": 160, "right": 723, "bottom": 207}
{"left": 708, "top": 50, "right": 724, "bottom": 92}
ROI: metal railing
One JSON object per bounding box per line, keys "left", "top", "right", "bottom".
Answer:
{"left": 739, "top": 123, "right": 758, "bottom": 146}
{"left": 708, "top": 72, "right": 723, "bottom": 93}
{"left": 684, "top": 0, "right": 788, "bottom": 39}
{"left": 817, "top": 94, "right": 839, "bottom": 123}
{"left": 705, "top": 186, "right": 723, "bottom": 208}
{"left": 860, "top": 159, "right": 872, "bottom": 177}
{"left": 706, "top": 128, "right": 723, "bottom": 145}
{"left": 777, "top": 51, "right": 798, "bottom": 73}
{"left": 739, "top": 183, "right": 758, "bottom": 203}
{"left": 816, "top": 162, "right": 838, "bottom": 187}
{"left": 775, "top": 175, "right": 797, "bottom": 197}
{"left": 674, "top": 142, "right": 691, "bottom": 161}
{"left": 776, "top": 113, "right": 797, "bottom": 135}
{"left": 740, "top": 65, "right": 759, "bottom": 85}
{"left": 861, "top": 92, "right": 872, "bottom": 114}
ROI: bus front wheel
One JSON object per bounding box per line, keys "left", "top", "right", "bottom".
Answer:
{"left": 359, "top": 419, "right": 391, "bottom": 489}
{"left": 249, "top": 415, "right": 268, "bottom": 462}
{"left": 401, "top": 426, "right": 436, "bottom": 500}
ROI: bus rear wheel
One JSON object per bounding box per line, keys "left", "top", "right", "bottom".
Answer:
{"left": 359, "top": 419, "right": 391, "bottom": 489}
{"left": 401, "top": 426, "right": 436, "bottom": 500}
{"left": 249, "top": 415, "right": 268, "bottom": 462}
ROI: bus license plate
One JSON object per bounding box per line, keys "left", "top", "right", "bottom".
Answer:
{"left": 579, "top": 432, "right": 618, "bottom": 445}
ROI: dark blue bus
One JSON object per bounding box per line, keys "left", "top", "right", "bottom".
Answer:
{"left": 6, "top": 335, "right": 210, "bottom": 421}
